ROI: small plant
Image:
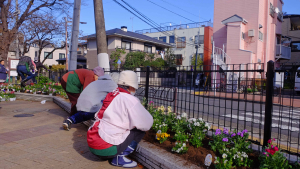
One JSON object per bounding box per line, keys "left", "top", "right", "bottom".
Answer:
{"left": 259, "top": 139, "right": 292, "bottom": 169}
{"left": 209, "top": 128, "right": 231, "bottom": 154}
{"left": 247, "top": 88, "right": 252, "bottom": 93}
{"left": 188, "top": 118, "right": 210, "bottom": 148}
{"left": 156, "top": 132, "right": 170, "bottom": 144}
{"left": 173, "top": 131, "right": 189, "bottom": 143}
{"left": 172, "top": 142, "right": 188, "bottom": 154}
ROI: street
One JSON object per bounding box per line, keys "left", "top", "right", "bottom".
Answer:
{"left": 137, "top": 87, "right": 300, "bottom": 149}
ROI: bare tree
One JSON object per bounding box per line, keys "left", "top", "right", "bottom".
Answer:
{"left": 20, "top": 13, "right": 67, "bottom": 63}
{"left": 0, "top": 0, "right": 71, "bottom": 66}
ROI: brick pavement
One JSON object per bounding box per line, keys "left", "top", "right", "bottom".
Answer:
{"left": 0, "top": 101, "right": 142, "bottom": 169}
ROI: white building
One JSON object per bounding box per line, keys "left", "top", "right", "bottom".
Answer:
{"left": 136, "top": 22, "right": 213, "bottom": 67}
{"left": 24, "top": 44, "right": 66, "bottom": 66}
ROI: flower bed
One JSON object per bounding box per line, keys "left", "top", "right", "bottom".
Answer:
{"left": 144, "top": 102, "right": 298, "bottom": 169}
{"left": 0, "top": 82, "right": 68, "bottom": 100}
{"left": 0, "top": 91, "right": 16, "bottom": 102}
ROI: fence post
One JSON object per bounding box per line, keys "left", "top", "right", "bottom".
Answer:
{"left": 144, "top": 66, "right": 150, "bottom": 109}
{"left": 263, "top": 60, "right": 274, "bottom": 147}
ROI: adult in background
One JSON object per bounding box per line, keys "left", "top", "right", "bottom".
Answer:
{"left": 0, "top": 60, "right": 8, "bottom": 84}
{"left": 34, "top": 57, "right": 50, "bottom": 72}
{"left": 87, "top": 71, "right": 153, "bottom": 168}
{"left": 62, "top": 71, "right": 119, "bottom": 131}
{"left": 61, "top": 67, "right": 104, "bottom": 116}
{"left": 17, "top": 56, "right": 35, "bottom": 87}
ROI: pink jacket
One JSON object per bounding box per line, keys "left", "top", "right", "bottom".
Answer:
{"left": 90, "top": 88, "right": 153, "bottom": 145}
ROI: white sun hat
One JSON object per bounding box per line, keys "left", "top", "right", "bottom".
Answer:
{"left": 118, "top": 70, "right": 138, "bottom": 89}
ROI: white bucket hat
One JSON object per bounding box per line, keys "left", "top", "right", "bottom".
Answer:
{"left": 118, "top": 70, "right": 138, "bottom": 89}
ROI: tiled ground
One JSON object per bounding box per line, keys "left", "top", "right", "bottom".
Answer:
{"left": 0, "top": 100, "right": 142, "bottom": 169}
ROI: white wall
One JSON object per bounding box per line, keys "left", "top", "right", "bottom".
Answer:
{"left": 24, "top": 47, "right": 66, "bottom": 66}
{"left": 144, "top": 27, "right": 205, "bottom": 66}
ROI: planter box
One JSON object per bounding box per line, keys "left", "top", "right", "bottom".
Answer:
{"left": 49, "top": 94, "right": 53, "bottom": 96}
{"left": 1, "top": 98, "right": 5, "bottom": 102}
{"left": 9, "top": 98, "right": 16, "bottom": 101}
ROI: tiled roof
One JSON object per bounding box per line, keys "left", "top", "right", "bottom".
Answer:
{"left": 83, "top": 28, "right": 172, "bottom": 47}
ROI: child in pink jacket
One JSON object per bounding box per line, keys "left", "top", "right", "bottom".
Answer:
{"left": 87, "top": 70, "right": 153, "bottom": 168}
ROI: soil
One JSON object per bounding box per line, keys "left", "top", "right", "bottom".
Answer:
{"left": 143, "top": 130, "right": 260, "bottom": 169}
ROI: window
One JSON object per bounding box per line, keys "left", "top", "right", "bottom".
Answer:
{"left": 35, "top": 51, "right": 37, "bottom": 57}
{"left": 159, "top": 36, "right": 167, "bottom": 43}
{"left": 277, "top": 11, "right": 283, "bottom": 22}
{"left": 195, "top": 35, "right": 204, "bottom": 44}
{"left": 291, "top": 42, "right": 300, "bottom": 52}
{"left": 259, "top": 31, "right": 263, "bottom": 41}
{"left": 152, "top": 37, "right": 158, "bottom": 40}
{"left": 144, "top": 46, "right": 152, "bottom": 53}
{"left": 270, "top": 3, "right": 275, "bottom": 18}
{"left": 177, "top": 37, "right": 186, "bottom": 48}
{"left": 276, "top": 36, "right": 281, "bottom": 45}
{"left": 59, "top": 53, "right": 65, "bottom": 59}
{"left": 242, "top": 32, "right": 245, "bottom": 40}
{"left": 121, "top": 41, "right": 131, "bottom": 50}
{"left": 175, "top": 54, "right": 183, "bottom": 65}
{"left": 169, "top": 36, "right": 175, "bottom": 43}
{"left": 44, "top": 52, "right": 53, "bottom": 59}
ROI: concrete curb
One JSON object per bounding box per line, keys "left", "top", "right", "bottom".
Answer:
{"left": 15, "top": 92, "right": 54, "bottom": 102}
{"left": 51, "top": 95, "right": 202, "bottom": 169}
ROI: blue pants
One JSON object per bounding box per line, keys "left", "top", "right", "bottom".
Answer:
{"left": 69, "top": 111, "right": 95, "bottom": 124}
{"left": 17, "top": 65, "right": 36, "bottom": 82}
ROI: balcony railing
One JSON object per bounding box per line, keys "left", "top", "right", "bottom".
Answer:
{"left": 276, "top": 45, "right": 291, "bottom": 60}
{"left": 135, "top": 21, "right": 213, "bottom": 34}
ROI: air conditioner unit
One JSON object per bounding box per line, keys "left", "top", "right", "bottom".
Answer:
{"left": 248, "top": 29, "right": 255, "bottom": 37}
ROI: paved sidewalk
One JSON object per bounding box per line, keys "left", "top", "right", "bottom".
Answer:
{"left": 0, "top": 101, "right": 142, "bottom": 169}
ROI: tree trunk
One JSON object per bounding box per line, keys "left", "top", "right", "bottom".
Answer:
{"left": 0, "top": 46, "right": 10, "bottom": 67}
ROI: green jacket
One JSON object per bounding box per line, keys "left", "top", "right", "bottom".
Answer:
{"left": 66, "top": 71, "right": 83, "bottom": 93}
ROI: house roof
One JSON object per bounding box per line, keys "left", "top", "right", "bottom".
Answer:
{"left": 222, "top": 14, "right": 248, "bottom": 25}
{"left": 82, "top": 28, "right": 173, "bottom": 47}
{"left": 283, "top": 14, "right": 300, "bottom": 18}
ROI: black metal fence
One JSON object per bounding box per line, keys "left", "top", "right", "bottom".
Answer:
{"left": 105, "top": 61, "right": 300, "bottom": 162}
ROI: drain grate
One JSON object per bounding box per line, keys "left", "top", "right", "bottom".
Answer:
{"left": 14, "top": 114, "right": 34, "bottom": 117}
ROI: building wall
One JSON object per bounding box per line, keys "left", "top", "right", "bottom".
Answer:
{"left": 213, "top": 0, "right": 284, "bottom": 68}
{"left": 86, "top": 36, "right": 169, "bottom": 69}
{"left": 281, "top": 17, "right": 300, "bottom": 63}
{"left": 144, "top": 27, "right": 206, "bottom": 67}
{"left": 203, "top": 27, "right": 213, "bottom": 72}
{"left": 24, "top": 47, "right": 66, "bottom": 66}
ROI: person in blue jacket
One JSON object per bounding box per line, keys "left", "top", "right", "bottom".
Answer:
{"left": 0, "top": 60, "right": 8, "bottom": 84}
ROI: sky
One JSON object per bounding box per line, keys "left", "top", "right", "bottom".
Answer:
{"left": 77, "top": 0, "right": 300, "bottom": 36}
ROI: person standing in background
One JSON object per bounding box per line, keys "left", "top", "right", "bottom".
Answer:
{"left": 0, "top": 60, "right": 8, "bottom": 84}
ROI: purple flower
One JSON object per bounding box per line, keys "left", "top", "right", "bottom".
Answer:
{"left": 242, "top": 129, "right": 248, "bottom": 134}
{"left": 223, "top": 128, "right": 229, "bottom": 134}
{"left": 222, "top": 138, "right": 228, "bottom": 142}
{"left": 149, "top": 101, "right": 154, "bottom": 105}
{"left": 237, "top": 132, "right": 242, "bottom": 136}
{"left": 231, "top": 133, "right": 236, "bottom": 137}
{"left": 240, "top": 132, "right": 244, "bottom": 137}
{"left": 215, "top": 129, "right": 222, "bottom": 135}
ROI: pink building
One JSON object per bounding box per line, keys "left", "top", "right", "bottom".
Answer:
{"left": 213, "top": 0, "right": 287, "bottom": 72}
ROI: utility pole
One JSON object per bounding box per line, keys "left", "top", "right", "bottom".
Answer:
{"left": 193, "top": 31, "right": 199, "bottom": 88}
{"left": 65, "top": 17, "right": 69, "bottom": 70}
{"left": 130, "top": 17, "right": 134, "bottom": 32}
{"left": 94, "top": 0, "right": 109, "bottom": 69}
{"left": 69, "top": 0, "right": 81, "bottom": 71}
{"left": 15, "top": 0, "right": 19, "bottom": 59}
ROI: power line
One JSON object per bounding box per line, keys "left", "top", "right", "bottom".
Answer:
{"left": 113, "top": 0, "right": 212, "bottom": 52}
{"left": 120, "top": 0, "right": 198, "bottom": 48}
{"left": 145, "top": 0, "right": 196, "bottom": 23}
{"left": 159, "top": 0, "right": 209, "bottom": 21}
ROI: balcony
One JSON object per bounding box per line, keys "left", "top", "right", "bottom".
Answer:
{"left": 276, "top": 45, "right": 291, "bottom": 60}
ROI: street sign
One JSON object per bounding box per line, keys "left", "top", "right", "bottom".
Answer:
{"left": 117, "top": 59, "right": 121, "bottom": 64}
